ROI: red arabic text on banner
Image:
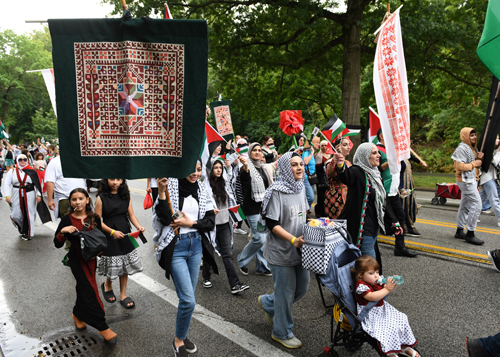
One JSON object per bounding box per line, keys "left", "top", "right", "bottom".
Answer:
{"left": 279, "top": 110, "right": 304, "bottom": 136}
{"left": 373, "top": 9, "right": 410, "bottom": 181}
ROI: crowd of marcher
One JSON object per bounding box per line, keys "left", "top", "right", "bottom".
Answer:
{"left": 3, "top": 125, "right": 500, "bottom": 357}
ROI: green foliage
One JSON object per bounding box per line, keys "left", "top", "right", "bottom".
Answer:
{"left": 0, "top": 28, "right": 53, "bottom": 143}
{"left": 25, "top": 108, "right": 58, "bottom": 143}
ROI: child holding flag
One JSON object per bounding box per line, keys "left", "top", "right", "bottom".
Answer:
{"left": 95, "top": 179, "right": 145, "bottom": 309}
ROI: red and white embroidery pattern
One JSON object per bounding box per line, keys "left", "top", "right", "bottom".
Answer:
{"left": 214, "top": 105, "right": 233, "bottom": 137}
{"left": 376, "top": 13, "right": 410, "bottom": 162}
{"left": 74, "top": 41, "right": 184, "bottom": 157}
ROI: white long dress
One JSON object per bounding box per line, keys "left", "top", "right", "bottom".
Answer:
{"left": 2, "top": 168, "right": 39, "bottom": 237}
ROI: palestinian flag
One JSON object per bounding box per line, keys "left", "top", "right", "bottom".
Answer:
{"left": 128, "top": 230, "right": 148, "bottom": 249}
{"left": 365, "top": 107, "right": 381, "bottom": 144}
{"left": 0, "top": 119, "right": 9, "bottom": 140}
{"left": 163, "top": 2, "right": 173, "bottom": 19}
{"left": 477, "top": 0, "right": 500, "bottom": 80}
{"left": 236, "top": 145, "right": 249, "bottom": 155}
{"left": 341, "top": 125, "right": 362, "bottom": 137}
{"left": 321, "top": 114, "right": 346, "bottom": 141}
{"left": 200, "top": 121, "right": 225, "bottom": 166}
{"left": 228, "top": 205, "right": 246, "bottom": 222}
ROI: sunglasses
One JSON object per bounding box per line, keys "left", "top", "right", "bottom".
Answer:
{"left": 18, "top": 158, "right": 28, "bottom": 162}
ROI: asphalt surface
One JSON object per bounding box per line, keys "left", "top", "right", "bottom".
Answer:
{"left": 0, "top": 181, "right": 498, "bottom": 357}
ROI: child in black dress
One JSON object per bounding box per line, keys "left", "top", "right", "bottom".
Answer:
{"left": 54, "top": 188, "right": 117, "bottom": 342}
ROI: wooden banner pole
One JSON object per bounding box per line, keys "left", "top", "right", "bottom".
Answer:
{"left": 121, "top": 0, "right": 127, "bottom": 10}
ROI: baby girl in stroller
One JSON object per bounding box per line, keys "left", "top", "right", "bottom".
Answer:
{"left": 352, "top": 255, "right": 420, "bottom": 357}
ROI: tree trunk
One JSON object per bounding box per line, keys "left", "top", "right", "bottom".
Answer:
{"left": 341, "top": 0, "right": 364, "bottom": 152}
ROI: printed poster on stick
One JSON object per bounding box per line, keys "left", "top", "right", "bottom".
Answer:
{"left": 210, "top": 100, "right": 234, "bottom": 140}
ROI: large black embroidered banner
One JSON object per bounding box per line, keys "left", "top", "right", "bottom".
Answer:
{"left": 49, "top": 14, "right": 208, "bottom": 179}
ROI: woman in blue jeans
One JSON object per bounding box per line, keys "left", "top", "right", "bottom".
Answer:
{"left": 258, "top": 152, "right": 310, "bottom": 349}
{"left": 333, "top": 143, "right": 402, "bottom": 259}
{"left": 152, "top": 160, "right": 217, "bottom": 357}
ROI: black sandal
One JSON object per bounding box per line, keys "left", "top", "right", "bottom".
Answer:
{"left": 120, "top": 297, "right": 135, "bottom": 309}
{"left": 101, "top": 283, "right": 116, "bottom": 303}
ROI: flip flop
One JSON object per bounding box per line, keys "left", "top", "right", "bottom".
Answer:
{"left": 120, "top": 296, "right": 135, "bottom": 309}
{"left": 101, "top": 283, "right": 116, "bottom": 303}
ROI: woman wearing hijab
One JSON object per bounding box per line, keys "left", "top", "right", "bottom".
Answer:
{"left": 324, "top": 137, "right": 352, "bottom": 219}
{"left": 237, "top": 142, "right": 275, "bottom": 276}
{"left": 333, "top": 143, "right": 402, "bottom": 259}
{"left": 152, "top": 159, "right": 218, "bottom": 357}
{"left": 452, "top": 127, "right": 484, "bottom": 245}
{"left": 2, "top": 154, "right": 44, "bottom": 240}
{"left": 258, "top": 152, "right": 309, "bottom": 349}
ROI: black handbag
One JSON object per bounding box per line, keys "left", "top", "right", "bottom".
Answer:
{"left": 305, "top": 166, "right": 318, "bottom": 185}
{"left": 73, "top": 221, "right": 108, "bottom": 261}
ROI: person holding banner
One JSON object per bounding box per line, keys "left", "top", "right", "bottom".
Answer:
{"left": 202, "top": 158, "right": 250, "bottom": 294}
{"left": 258, "top": 151, "right": 309, "bottom": 349}
{"left": 296, "top": 135, "right": 316, "bottom": 209}
{"left": 376, "top": 130, "right": 418, "bottom": 258}
{"left": 452, "top": 128, "right": 484, "bottom": 245}
{"left": 153, "top": 160, "right": 218, "bottom": 357}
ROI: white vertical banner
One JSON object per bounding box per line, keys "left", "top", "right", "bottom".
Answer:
{"left": 373, "top": 9, "right": 410, "bottom": 177}
{"left": 41, "top": 69, "right": 57, "bottom": 117}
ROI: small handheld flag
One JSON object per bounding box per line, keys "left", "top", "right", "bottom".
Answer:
{"left": 127, "top": 230, "right": 148, "bottom": 249}
{"left": 228, "top": 205, "right": 246, "bottom": 222}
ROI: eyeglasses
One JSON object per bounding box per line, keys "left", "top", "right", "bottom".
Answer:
{"left": 18, "top": 158, "right": 28, "bottom": 162}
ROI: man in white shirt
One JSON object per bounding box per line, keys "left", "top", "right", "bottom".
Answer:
{"left": 45, "top": 155, "right": 86, "bottom": 219}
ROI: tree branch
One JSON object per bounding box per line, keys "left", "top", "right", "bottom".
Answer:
{"left": 427, "top": 65, "right": 489, "bottom": 90}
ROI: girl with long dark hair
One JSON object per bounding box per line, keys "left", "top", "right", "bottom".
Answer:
{"left": 95, "top": 179, "right": 145, "bottom": 309}
{"left": 54, "top": 188, "right": 117, "bottom": 342}
{"left": 202, "top": 158, "right": 250, "bottom": 294}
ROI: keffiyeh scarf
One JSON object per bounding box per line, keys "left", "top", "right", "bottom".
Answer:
{"left": 152, "top": 178, "right": 215, "bottom": 263}
{"left": 262, "top": 152, "right": 304, "bottom": 215}
{"left": 248, "top": 142, "right": 273, "bottom": 203}
{"left": 451, "top": 142, "right": 477, "bottom": 183}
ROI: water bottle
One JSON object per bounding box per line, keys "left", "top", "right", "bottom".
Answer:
{"left": 377, "top": 275, "right": 404, "bottom": 285}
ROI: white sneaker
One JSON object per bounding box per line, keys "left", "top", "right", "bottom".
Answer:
{"left": 482, "top": 210, "right": 492, "bottom": 214}
{"left": 271, "top": 335, "right": 302, "bottom": 349}
{"left": 497, "top": 222, "right": 500, "bottom": 227}
{"left": 233, "top": 228, "right": 248, "bottom": 235}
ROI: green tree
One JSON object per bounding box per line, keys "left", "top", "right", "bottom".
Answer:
{"left": 0, "top": 28, "right": 53, "bottom": 142}
{"left": 25, "top": 107, "right": 58, "bottom": 142}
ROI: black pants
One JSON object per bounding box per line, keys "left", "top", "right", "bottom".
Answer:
{"left": 203, "top": 223, "right": 240, "bottom": 287}
{"left": 385, "top": 195, "right": 407, "bottom": 249}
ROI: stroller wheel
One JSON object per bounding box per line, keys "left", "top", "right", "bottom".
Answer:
{"left": 343, "top": 334, "right": 364, "bottom": 352}
{"left": 318, "top": 349, "right": 339, "bottom": 357}
{"left": 431, "top": 197, "right": 439, "bottom": 205}
{"left": 439, "top": 197, "right": 447, "bottom": 205}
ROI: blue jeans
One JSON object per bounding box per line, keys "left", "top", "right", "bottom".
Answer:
{"left": 360, "top": 235, "right": 376, "bottom": 259}
{"left": 481, "top": 179, "right": 500, "bottom": 221}
{"left": 303, "top": 178, "right": 314, "bottom": 207}
{"left": 170, "top": 231, "right": 203, "bottom": 340}
{"left": 237, "top": 214, "right": 269, "bottom": 273}
{"left": 259, "top": 264, "right": 310, "bottom": 340}
{"left": 479, "top": 332, "right": 500, "bottom": 356}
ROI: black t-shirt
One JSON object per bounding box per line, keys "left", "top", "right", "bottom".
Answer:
{"left": 5, "top": 151, "right": 13, "bottom": 160}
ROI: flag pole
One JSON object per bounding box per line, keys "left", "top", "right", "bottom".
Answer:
{"left": 121, "top": 0, "right": 127, "bottom": 10}
{"left": 373, "top": 4, "right": 403, "bottom": 36}
{"left": 480, "top": 81, "right": 500, "bottom": 152}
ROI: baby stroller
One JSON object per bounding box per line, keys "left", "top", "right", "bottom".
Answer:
{"left": 316, "top": 238, "right": 389, "bottom": 357}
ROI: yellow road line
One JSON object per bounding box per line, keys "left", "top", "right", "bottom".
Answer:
{"left": 130, "top": 188, "right": 146, "bottom": 194}
{"left": 377, "top": 235, "right": 490, "bottom": 265}
{"left": 416, "top": 218, "right": 500, "bottom": 235}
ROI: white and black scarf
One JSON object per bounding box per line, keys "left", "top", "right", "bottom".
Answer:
{"left": 354, "top": 143, "right": 386, "bottom": 231}
{"left": 452, "top": 142, "right": 477, "bottom": 183}
{"left": 262, "top": 152, "right": 304, "bottom": 215}
{"left": 248, "top": 142, "right": 273, "bottom": 203}
{"left": 152, "top": 177, "right": 215, "bottom": 263}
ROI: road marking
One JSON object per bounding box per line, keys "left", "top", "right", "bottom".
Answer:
{"left": 129, "top": 273, "right": 293, "bottom": 357}
{"left": 377, "top": 235, "right": 491, "bottom": 264}
{"left": 416, "top": 218, "right": 500, "bottom": 235}
{"left": 40, "top": 219, "right": 293, "bottom": 357}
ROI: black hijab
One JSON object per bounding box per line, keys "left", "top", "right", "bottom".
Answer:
{"left": 178, "top": 158, "right": 202, "bottom": 200}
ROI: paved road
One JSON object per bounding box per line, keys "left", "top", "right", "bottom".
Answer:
{"left": 0, "top": 181, "right": 498, "bottom": 357}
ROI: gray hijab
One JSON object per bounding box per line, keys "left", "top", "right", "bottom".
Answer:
{"left": 354, "top": 143, "right": 386, "bottom": 230}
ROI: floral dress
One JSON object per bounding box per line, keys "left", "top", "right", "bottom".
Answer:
{"left": 324, "top": 159, "right": 351, "bottom": 219}
{"left": 356, "top": 281, "right": 417, "bottom": 355}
